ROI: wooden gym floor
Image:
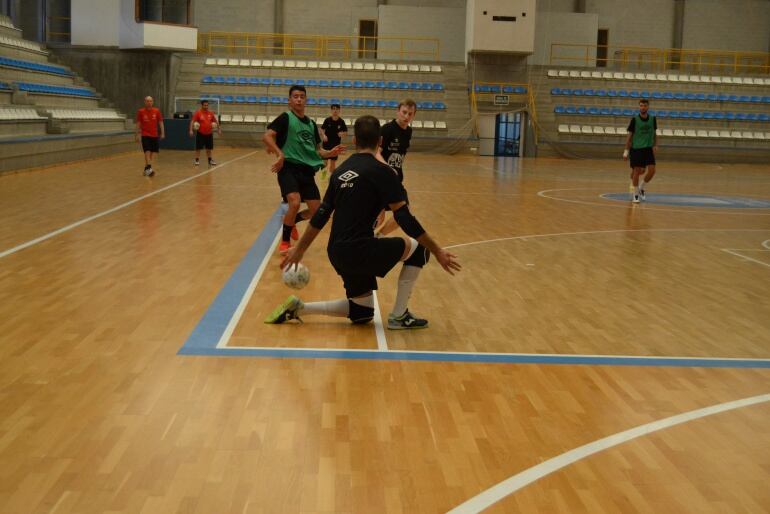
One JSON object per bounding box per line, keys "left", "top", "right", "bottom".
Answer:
{"left": 1, "top": 147, "right": 769, "bottom": 513}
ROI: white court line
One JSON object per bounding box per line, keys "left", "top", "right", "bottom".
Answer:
{"left": 763, "top": 239, "right": 770, "bottom": 250}
{"left": 216, "top": 229, "right": 282, "bottom": 349}
{"left": 445, "top": 227, "right": 770, "bottom": 250}
{"left": 721, "top": 248, "right": 770, "bottom": 269}
{"left": 537, "top": 188, "right": 770, "bottom": 216}
{"left": 447, "top": 393, "right": 770, "bottom": 514}
{"left": 372, "top": 292, "right": 388, "bottom": 351}
{"left": 0, "top": 150, "right": 260, "bottom": 260}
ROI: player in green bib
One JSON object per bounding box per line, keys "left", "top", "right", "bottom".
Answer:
{"left": 264, "top": 86, "right": 345, "bottom": 254}
{"left": 623, "top": 99, "right": 659, "bottom": 203}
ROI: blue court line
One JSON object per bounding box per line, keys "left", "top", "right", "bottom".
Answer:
{"left": 178, "top": 204, "right": 770, "bottom": 369}
{"left": 180, "top": 204, "right": 284, "bottom": 351}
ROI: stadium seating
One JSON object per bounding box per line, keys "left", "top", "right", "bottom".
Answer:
{"left": 201, "top": 75, "right": 445, "bottom": 92}
{"left": 547, "top": 68, "right": 770, "bottom": 86}
{"left": 204, "top": 58, "right": 444, "bottom": 73}
{"left": 16, "top": 82, "right": 96, "bottom": 98}
{"left": 0, "top": 56, "right": 73, "bottom": 76}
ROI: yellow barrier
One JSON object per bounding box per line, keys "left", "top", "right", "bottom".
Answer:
{"left": 550, "top": 43, "right": 770, "bottom": 75}
{"left": 198, "top": 32, "right": 440, "bottom": 61}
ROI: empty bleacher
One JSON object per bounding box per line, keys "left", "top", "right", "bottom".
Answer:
{"left": 0, "top": 15, "right": 132, "bottom": 173}
{"left": 174, "top": 53, "right": 469, "bottom": 145}
{"left": 534, "top": 66, "right": 770, "bottom": 161}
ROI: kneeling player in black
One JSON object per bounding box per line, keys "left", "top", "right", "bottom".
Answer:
{"left": 264, "top": 115, "right": 460, "bottom": 329}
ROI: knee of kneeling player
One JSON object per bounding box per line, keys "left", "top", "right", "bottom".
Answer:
{"left": 348, "top": 299, "right": 374, "bottom": 324}
{"left": 404, "top": 244, "right": 430, "bottom": 268}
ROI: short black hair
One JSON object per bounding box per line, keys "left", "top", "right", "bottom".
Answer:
{"left": 330, "top": 103, "right": 340, "bottom": 109}
{"left": 289, "top": 85, "right": 307, "bottom": 96}
{"left": 639, "top": 98, "right": 650, "bottom": 105}
{"left": 200, "top": 99, "right": 209, "bottom": 105}
{"left": 354, "top": 115, "right": 380, "bottom": 150}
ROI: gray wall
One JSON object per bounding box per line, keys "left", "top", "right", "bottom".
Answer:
{"left": 683, "top": 0, "right": 770, "bottom": 52}
{"left": 51, "top": 48, "right": 179, "bottom": 119}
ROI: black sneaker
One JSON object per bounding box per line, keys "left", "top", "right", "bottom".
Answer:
{"left": 387, "top": 310, "right": 428, "bottom": 330}
{"left": 264, "top": 295, "right": 304, "bottom": 324}
{"left": 143, "top": 165, "right": 154, "bottom": 177}
{"left": 639, "top": 188, "right": 646, "bottom": 201}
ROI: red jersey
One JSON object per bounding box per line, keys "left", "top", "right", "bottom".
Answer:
{"left": 192, "top": 109, "right": 218, "bottom": 135}
{"left": 136, "top": 107, "right": 163, "bottom": 137}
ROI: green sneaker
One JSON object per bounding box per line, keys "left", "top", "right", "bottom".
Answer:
{"left": 264, "top": 295, "right": 304, "bottom": 324}
{"left": 387, "top": 310, "right": 428, "bottom": 330}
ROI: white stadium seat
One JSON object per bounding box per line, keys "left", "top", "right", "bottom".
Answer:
{"left": 411, "top": 120, "right": 423, "bottom": 128}
{"left": 419, "top": 65, "right": 431, "bottom": 73}
{"left": 547, "top": 69, "right": 558, "bottom": 78}
{"left": 243, "top": 115, "right": 256, "bottom": 123}
{"left": 341, "top": 62, "right": 352, "bottom": 70}
{"left": 430, "top": 65, "right": 442, "bottom": 73}
{"left": 569, "top": 125, "right": 581, "bottom": 134}
{"left": 435, "top": 121, "right": 447, "bottom": 129}
{"left": 719, "top": 130, "right": 731, "bottom": 138}
{"left": 239, "top": 59, "right": 249, "bottom": 66}
{"left": 558, "top": 124, "right": 569, "bottom": 134}
{"left": 423, "top": 120, "right": 435, "bottom": 129}
{"left": 592, "top": 126, "right": 605, "bottom": 134}
{"left": 205, "top": 58, "right": 216, "bottom": 66}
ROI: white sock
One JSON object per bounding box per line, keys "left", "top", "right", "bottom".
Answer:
{"left": 641, "top": 180, "right": 648, "bottom": 191}
{"left": 300, "top": 298, "right": 349, "bottom": 317}
{"left": 634, "top": 185, "right": 640, "bottom": 195}
{"left": 390, "top": 265, "right": 421, "bottom": 318}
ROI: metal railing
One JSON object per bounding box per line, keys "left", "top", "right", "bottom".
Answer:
{"left": 550, "top": 43, "right": 770, "bottom": 75}
{"left": 197, "top": 32, "right": 440, "bottom": 61}
{"left": 46, "top": 16, "right": 71, "bottom": 43}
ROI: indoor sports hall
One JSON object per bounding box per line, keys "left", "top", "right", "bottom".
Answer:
{"left": 1, "top": 1, "right": 769, "bottom": 513}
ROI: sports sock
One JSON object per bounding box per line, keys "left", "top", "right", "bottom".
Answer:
{"left": 390, "top": 265, "right": 421, "bottom": 318}
{"left": 282, "top": 224, "right": 293, "bottom": 242}
{"left": 300, "top": 298, "right": 349, "bottom": 317}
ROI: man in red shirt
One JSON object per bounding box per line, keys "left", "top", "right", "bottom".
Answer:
{"left": 189, "top": 99, "right": 222, "bottom": 167}
{"left": 135, "top": 96, "right": 165, "bottom": 177}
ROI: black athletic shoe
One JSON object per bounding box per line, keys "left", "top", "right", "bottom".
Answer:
{"left": 143, "top": 165, "right": 154, "bottom": 177}
{"left": 387, "top": 310, "right": 428, "bottom": 330}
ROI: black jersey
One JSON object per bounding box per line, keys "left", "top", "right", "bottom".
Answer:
{"left": 380, "top": 120, "right": 412, "bottom": 181}
{"left": 317, "top": 153, "right": 406, "bottom": 249}
{"left": 321, "top": 116, "right": 348, "bottom": 148}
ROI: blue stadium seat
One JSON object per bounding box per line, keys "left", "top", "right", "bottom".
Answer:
{"left": 342, "top": 98, "right": 353, "bottom": 107}
{"left": 750, "top": 96, "right": 762, "bottom": 103}
{"left": 679, "top": 111, "right": 691, "bottom": 119}
{"left": 735, "top": 112, "right": 748, "bottom": 120}
{"left": 319, "top": 79, "right": 330, "bottom": 87}
{"left": 398, "top": 82, "right": 410, "bottom": 90}
{"left": 330, "top": 80, "right": 342, "bottom": 88}
{"left": 572, "top": 89, "right": 583, "bottom": 96}
{"left": 214, "top": 76, "right": 225, "bottom": 84}
{"left": 551, "top": 87, "right": 562, "bottom": 95}
{"left": 706, "top": 94, "right": 718, "bottom": 102}
{"left": 222, "top": 95, "right": 234, "bottom": 103}
{"left": 656, "top": 110, "right": 668, "bottom": 118}
{"left": 385, "top": 81, "right": 398, "bottom": 90}
{"left": 202, "top": 76, "right": 214, "bottom": 83}
{"left": 422, "top": 82, "right": 433, "bottom": 90}
{"left": 270, "top": 96, "right": 283, "bottom": 104}
{"left": 651, "top": 91, "right": 663, "bottom": 99}
{"left": 758, "top": 113, "right": 769, "bottom": 122}
{"left": 376, "top": 100, "right": 387, "bottom": 108}
{"left": 432, "top": 83, "right": 444, "bottom": 91}
{"left": 307, "top": 79, "right": 319, "bottom": 87}
{"left": 600, "top": 107, "right": 612, "bottom": 116}
{"left": 738, "top": 95, "right": 751, "bottom": 103}
{"left": 724, "top": 112, "right": 736, "bottom": 120}
{"left": 565, "top": 106, "right": 577, "bottom": 114}
{"left": 476, "top": 84, "right": 490, "bottom": 93}
{"left": 318, "top": 98, "right": 330, "bottom": 106}
{"left": 419, "top": 101, "right": 433, "bottom": 110}
{"left": 433, "top": 101, "right": 446, "bottom": 110}
{"left": 576, "top": 106, "right": 587, "bottom": 115}
{"left": 695, "top": 93, "right": 706, "bottom": 101}
{"left": 489, "top": 85, "right": 501, "bottom": 93}
{"left": 583, "top": 89, "right": 595, "bottom": 96}
{"left": 718, "top": 93, "right": 729, "bottom": 101}
{"left": 353, "top": 80, "right": 364, "bottom": 88}
{"left": 353, "top": 99, "right": 365, "bottom": 107}
{"left": 606, "top": 89, "right": 618, "bottom": 97}
{"left": 374, "top": 81, "right": 385, "bottom": 88}
{"left": 689, "top": 111, "right": 702, "bottom": 119}
{"left": 622, "top": 108, "right": 634, "bottom": 116}
{"left": 712, "top": 112, "right": 725, "bottom": 120}
{"left": 410, "top": 82, "right": 421, "bottom": 90}
{"left": 594, "top": 89, "right": 607, "bottom": 97}
{"left": 685, "top": 93, "right": 696, "bottom": 101}
{"left": 306, "top": 98, "right": 317, "bottom": 105}
{"left": 247, "top": 77, "right": 259, "bottom": 85}
{"left": 502, "top": 85, "right": 513, "bottom": 94}
{"left": 629, "top": 91, "right": 640, "bottom": 98}
{"left": 554, "top": 106, "right": 565, "bottom": 114}
{"left": 667, "top": 111, "right": 679, "bottom": 119}
{"left": 270, "top": 78, "right": 283, "bottom": 86}
{"left": 387, "top": 100, "right": 398, "bottom": 108}
{"left": 611, "top": 108, "right": 623, "bottom": 116}
{"left": 728, "top": 94, "right": 739, "bottom": 102}
{"left": 762, "top": 96, "right": 770, "bottom": 104}
{"left": 330, "top": 98, "right": 341, "bottom": 105}
{"left": 247, "top": 96, "right": 257, "bottom": 103}
{"left": 365, "top": 99, "right": 376, "bottom": 107}
{"left": 618, "top": 90, "right": 629, "bottom": 98}
{"left": 225, "top": 77, "right": 236, "bottom": 85}
{"left": 588, "top": 107, "right": 600, "bottom": 115}
{"left": 234, "top": 95, "right": 246, "bottom": 103}
{"left": 258, "top": 78, "right": 270, "bottom": 86}
{"left": 560, "top": 88, "right": 572, "bottom": 95}
{"left": 258, "top": 96, "right": 269, "bottom": 104}
{"left": 745, "top": 113, "right": 758, "bottom": 121}
{"left": 702, "top": 111, "right": 715, "bottom": 120}
{"left": 342, "top": 80, "right": 353, "bottom": 88}
{"left": 662, "top": 92, "right": 674, "bottom": 100}
{"left": 364, "top": 81, "right": 376, "bottom": 88}
{"left": 238, "top": 77, "right": 249, "bottom": 85}
{"left": 673, "top": 92, "right": 686, "bottom": 101}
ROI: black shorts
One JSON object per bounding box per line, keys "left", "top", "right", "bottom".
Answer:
{"left": 277, "top": 162, "right": 321, "bottom": 201}
{"left": 329, "top": 237, "right": 406, "bottom": 297}
{"left": 141, "top": 136, "right": 159, "bottom": 153}
{"left": 630, "top": 147, "right": 655, "bottom": 168}
{"left": 322, "top": 141, "right": 340, "bottom": 161}
{"left": 196, "top": 132, "right": 214, "bottom": 150}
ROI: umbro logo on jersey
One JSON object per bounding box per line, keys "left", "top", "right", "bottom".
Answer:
{"left": 338, "top": 170, "right": 359, "bottom": 182}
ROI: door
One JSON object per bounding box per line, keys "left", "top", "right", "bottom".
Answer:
{"left": 494, "top": 112, "right": 521, "bottom": 157}
{"left": 358, "top": 19, "right": 377, "bottom": 59}
{"left": 596, "top": 29, "right": 609, "bottom": 68}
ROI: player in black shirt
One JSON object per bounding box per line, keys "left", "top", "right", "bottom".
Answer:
{"left": 375, "top": 98, "right": 416, "bottom": 236}
{"left": 264, "top": 115, "right": 460, "bottom": 329}
{"left": 320, "top": 103, "right": 348, "bottom": 179}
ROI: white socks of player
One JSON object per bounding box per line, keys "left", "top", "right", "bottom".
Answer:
{"left": 390, "top": 265, "right": 421, "bottom": 319}
{"left": 300, "top": 295, "right": 374, "bottom": 318}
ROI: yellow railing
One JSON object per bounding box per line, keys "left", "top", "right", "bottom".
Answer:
{"left": 197, "top": 32, "right": 440, "bottom": 61}
{"left": 550, "top": 43, "right": 770, "bottom": 74}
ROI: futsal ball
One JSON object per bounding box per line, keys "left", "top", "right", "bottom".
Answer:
{"left": 212, "top": 121, "right": 218, "bottom": 129}
{"left": 192, "top": 121, "right": 200, "bottom": 130}
{"left": 282, "top": 263, "right": 310, "bottom": 290}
